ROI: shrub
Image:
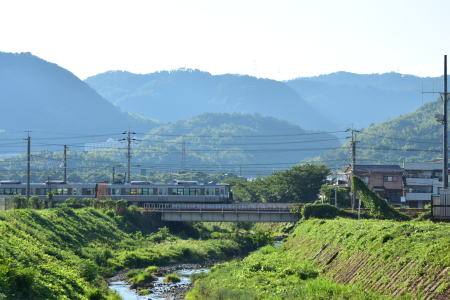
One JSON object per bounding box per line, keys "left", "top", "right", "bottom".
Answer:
{"left": 80, "top": 261, "right": 98, "bottom": 282}
{"left": 87, "top": 288, "right": 105, "bottom": 300}
{"left": 164, "top": 273, "right": 181, "bottom": 284}
{"left": 145, "top": 266, "right": 158, "bottom": 273}
{"left": 352, "top": 176, "right": 410, "bottom": 221}
{"left": 302, "top": 203, "right": 340, "bottom": 219}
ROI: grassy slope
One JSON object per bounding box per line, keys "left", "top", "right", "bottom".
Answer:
{"left": 188, "top": 219, "right": 450, "bottom": 299}
{"left": 0, "top": 208, "right": 252, "bottom": 300}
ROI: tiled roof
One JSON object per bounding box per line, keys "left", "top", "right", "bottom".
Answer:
{"left": 354, "top": 165, "right": 403, "bottom": 172}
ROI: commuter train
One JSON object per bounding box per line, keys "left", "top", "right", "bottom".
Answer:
{"left": 0, "top": 180, "right": 231, "bottom": 203}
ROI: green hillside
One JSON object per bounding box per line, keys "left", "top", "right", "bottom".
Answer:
{"left": 188, "top": 218, "right": 450, "bottom": 299}
{"left": 0, "top": 207, "right": 258, "bottom": 299}
{"left": 0, "top": 113, "right": 340, "bottom": 181}
{"left": 316, "top": 100, "right": 442, "bottom": 167}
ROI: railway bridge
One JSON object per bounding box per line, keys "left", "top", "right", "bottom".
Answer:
{"left": 142, "top": 202, "right": 299, "bottom": 222}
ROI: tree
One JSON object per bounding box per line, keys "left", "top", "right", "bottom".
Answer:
{"left": 28, "top": 196, "right": 43, "bottom": 209}
{"left": 319, "top": 185, "right": 351, "bottom": 207}
{"left": 231, "top": 164, "right": 329, "bottom": 203}
{"left": 13, "top": 196, "right": 28, "bottom": 209}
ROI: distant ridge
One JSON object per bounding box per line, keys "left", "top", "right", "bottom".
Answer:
{"left": 0, "top": 52, "right": 158, "bottom": 137}
{"left": 286, "top": 71, "right": 439, "bottom": 128}
{"left": 85, "top": 69, "right": 336, "bottom": 131}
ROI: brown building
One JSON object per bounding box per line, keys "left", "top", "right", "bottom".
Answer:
{"left": 345, "top": 165, "right": 403, "bottom": 203}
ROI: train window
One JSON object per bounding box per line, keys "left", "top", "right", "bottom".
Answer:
{"left": 189, "top": 188, "right": 197, "bottom": 195}
{"left": 220, "top": 189, "right": 224, "bottom": 195}
{"left": 215, "top": 188, "right": 219, "bottom": 195}
{"left": 82, "top": 188, "right": 94, "bottom": 195}
{"left": 35, "top": 188, "right": 47, "bottom": 195}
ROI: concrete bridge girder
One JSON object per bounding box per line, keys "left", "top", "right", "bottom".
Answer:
{"left": 161, "top": 211, "right": 299, "bottom": 222}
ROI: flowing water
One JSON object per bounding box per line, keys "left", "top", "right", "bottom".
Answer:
{"left": 109, "top": 268, "right": 209, "bottom": 300}
{"left": 109, "top": 239, "right": 284, "bottom": 299}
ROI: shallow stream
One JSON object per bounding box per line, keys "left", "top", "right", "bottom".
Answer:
{"left": 109, "top": 267, "right": 209, "bottom": 300}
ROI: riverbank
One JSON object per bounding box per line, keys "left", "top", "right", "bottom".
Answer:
{"left": 109, "top": 262, "right": 215, "bottom": 299}
{"left": 187, "top": 218, "right": 450, "bottom": 299}
{"left": 0, "top": 207, "right": 270, "bottom": 299}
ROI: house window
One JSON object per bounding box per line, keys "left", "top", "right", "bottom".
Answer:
{"left": 383, "top": 176, "right": 396, "bottom": 182}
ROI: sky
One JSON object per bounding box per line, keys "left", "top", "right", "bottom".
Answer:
{"left": 1, "top": 0, "right": 450, "bottom": 80}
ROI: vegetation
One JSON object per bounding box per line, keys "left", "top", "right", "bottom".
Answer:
{"left": 228, "top": 164, "right": 329, "bottom": 202}
{"left": 319, "top": 184, "right": 351, "bottom": 207}
{"left": 352, "top": 176, "right": 410, "bottom": 220}
{"left": 164, "top": 273, "right": 181, "bottom": 284}
{"left": 0, "top": 113, "right": 339, "bottom": 181}
{"left": 0, "top": 206, "right": 264, "bottom": 299}
{"left": 188, "top": 218, "right": 450, "bottom": 299}
{"left": 187, "top": 245, "right": 396, "bottom": 299}
{"left": 316, "top": 100, "right": 443, "bottom": 166}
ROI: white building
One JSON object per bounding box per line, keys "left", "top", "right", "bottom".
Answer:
{"left": 404, "top": 162, "right": 446, "bottom": 208}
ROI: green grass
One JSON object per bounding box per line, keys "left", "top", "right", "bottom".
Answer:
{"left": 0, "top": 207, "right": 261, "bottom": 299}
{"left": 187, "top": 218, "right": 450, "bottom": 299}
{"left": 164, "top": 273, "right": 181, "bottom": 284}
{"left": 187, "top": 245, "right": 399, "bottom": 299}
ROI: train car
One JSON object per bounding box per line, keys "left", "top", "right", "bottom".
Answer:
{"left": 0, "top": 180, "right": 231, "bottom": 204}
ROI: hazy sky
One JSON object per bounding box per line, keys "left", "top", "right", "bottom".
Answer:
{"left": 1, "top": 0, "right": 449, "bottom": 80}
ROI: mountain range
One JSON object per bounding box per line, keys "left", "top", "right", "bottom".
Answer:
{"left": 0, "top": 52, "right": 158, "bottom": 139}
{"left": 86, "top": 69, "right": 440, "bottom": 130}
{"left": 0, "top": 51, "right": 444, "bottom": 175}
{"left": 85, "top": 70, "right": 335, "bottom": 131}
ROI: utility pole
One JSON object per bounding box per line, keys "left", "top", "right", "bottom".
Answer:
{"left": 334, "top": 170, "right": 338, "bottom": 207}
{"left": 181, "top": 137, "right": 186, "bottom": 172}
{"left": 25, "top": 131, "right": 31, "bottom": 199}
{"left": 112, "top": 166, "right": 115, "bottom": 183}
{"left": 346, "top": 128, "right": 360, "bottom": 211}
{"left": 443, "top": 55, "right": 448, "bottom": 189}
{"left": 63, "top": 145, "right": 68, "bottom": 183}
{"left": 120, "top": 131, "right": 137, "bottom": 183}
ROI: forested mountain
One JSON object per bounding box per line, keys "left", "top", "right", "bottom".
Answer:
{"left": 85, "top": 70, "right": 335, "bottom": 131}
{"left": 315, "top": 100, "right": 442, "bottom": 167}
{"left": 0, "top": 52, "right": 158, "bottom": 141}
{"left": 286, "top": 72, "right": 440, "bottom": 128}
{"left": 0, "top": 113, "right": 341, "bottom": 181}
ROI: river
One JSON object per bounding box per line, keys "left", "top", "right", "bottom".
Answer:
{"left": 109, "top": 238, "right": 284, "bottom": 299}
{"left": 109, "top": 267, "right": 209, "bottom": 300}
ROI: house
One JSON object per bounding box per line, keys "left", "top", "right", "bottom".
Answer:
{"left": 345, "top": 165, "right": 403, "bottom": 203}
{"left": 403, "top": 162, "right": 444, "bottom": 208}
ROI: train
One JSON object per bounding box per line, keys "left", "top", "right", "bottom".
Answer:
{"left": 0, "top": 180, "right": 231, "bottom": 203}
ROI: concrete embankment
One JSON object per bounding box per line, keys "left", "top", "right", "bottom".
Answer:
{"left": 285, "top": 219, "right": 450, "bottom": 299}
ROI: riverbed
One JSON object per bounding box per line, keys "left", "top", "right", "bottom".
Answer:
{"left": 109, "top": 239, "right": 285, "bottom": 299}
{"left": 109, "top": 265, "right": 210, "bottom": 300}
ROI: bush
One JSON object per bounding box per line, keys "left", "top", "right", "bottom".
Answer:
{"left": 302, "top": 203, "right": 340, "bottom": 219}
{"left": 80, "top": 261, "right": 98, "bottom": 282}
{"left": 87, "top": 288, "right": 105, "bottom": 300}
{"left": 352, "top": 176, "right": 410, "bottom": 221}
{"left": 164, "top": 273, "right": 181, "bottom": 283}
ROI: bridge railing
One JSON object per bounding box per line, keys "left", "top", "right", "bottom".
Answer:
{"left": 143, "top": 202, "right": 294, "bottom": 212}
